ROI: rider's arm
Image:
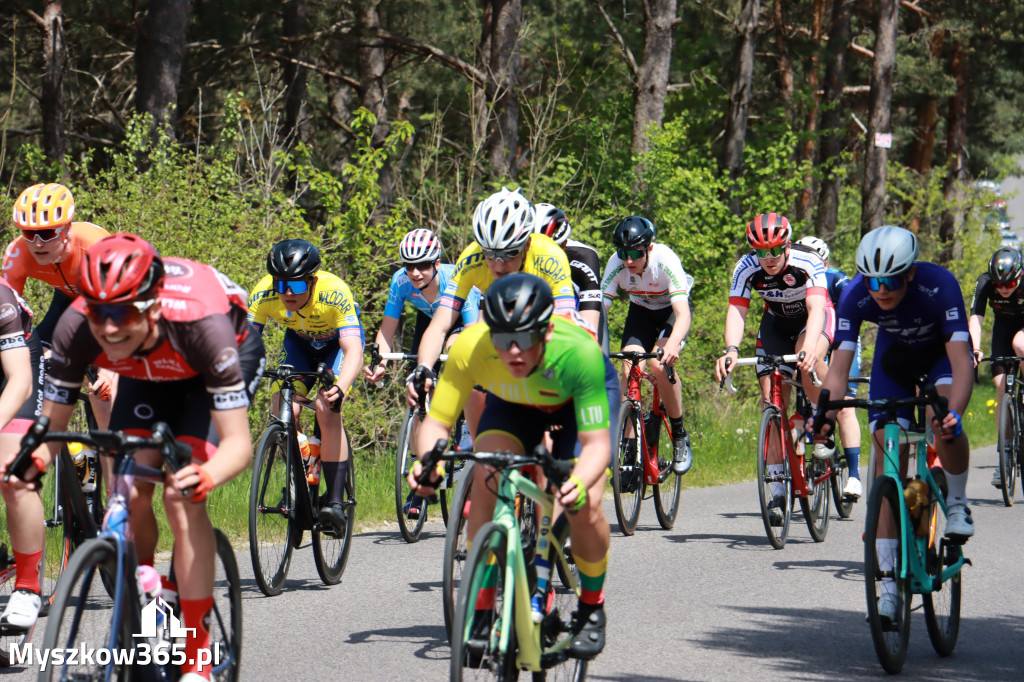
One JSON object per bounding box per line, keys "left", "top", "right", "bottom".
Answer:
{"left": 1, "top": 399, "right": 76, "bottom": 489}
{"left": 567, "top": 428, "right": 610, "bottom": 492}
{"left": 406, "top": 306, "right": 459, "bottom": 403}
{"left": 715, "top": 303, "right": 749, "bottom": 382}
{"left": 797, "top": 293, "right": 827, "bottom": 372}
{"left": 335, "top": 334, "right": 364, "bottom": 397}
{"left": 0, "top": 345, "right": 32, "bottom": 429}
{"left": 945, "top": 339, "right": 974, "bottom": 418}
{"left": 968, "top": 313, "right": 984, "bottom": 363}
{"left": 661, "top": 296, "right": 692, "bottom": 366}
{"left": 407, "top": 414, "right": 452, "bottom": 494}
{"left": 364, "top": 315, "right": 400, "bottom": 380}
{"left": 172, "top": 406, "right": 253, "bottom": 496}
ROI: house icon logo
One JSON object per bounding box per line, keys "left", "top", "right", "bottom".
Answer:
{"left": 134, "top": 597, "right": 195, "bottom": 639}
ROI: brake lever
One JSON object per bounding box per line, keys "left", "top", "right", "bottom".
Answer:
{"left": 414, "top": 438, "right": 448, "bottom": 487}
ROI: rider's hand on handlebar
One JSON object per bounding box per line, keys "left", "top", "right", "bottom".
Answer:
{"left": 363, "top": 362, "right": 386, "bottom": 383}
{"left": 971, "top": 348, "right": 983, "bottom": 367}
{"left": 932, "top": 410, "right": 964, "bottom": 442}
{"left": 89, "top": 368, "right": 115, "bottom": 402}
{"left": 660, "top": 343, "right": 680, "bottom": 368}
{"left": 0, "top": 456, "right": 44, "bottom": 492}
{"left": 171, "top": 464, "right": 214, "bottom": 502}
{"left": 320, "top": 383, "right": 345, "bottom": 408}
{"left": 804, "top": 415, "right": 835, "bottom": 443}
{"left": 407, "top": 459, "right": 444, "bottom": 496}
{"left": 796, "top": 344, "right": 818, "bottom": 375}
{"left": 715, "top": 351, "right": 737, "bottom": 383}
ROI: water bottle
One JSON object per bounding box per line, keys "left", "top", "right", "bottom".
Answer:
{"left": 306, "top": 435, "right": 321, "bottom": 486}
{"left": 69, "top": 442, "right": 98, "bottom": 493}
{"left": 297, "top": 432, "right": 311, "bottom": 469}
{"left": 137, "top": 565, "right": 166, "bottom": 638}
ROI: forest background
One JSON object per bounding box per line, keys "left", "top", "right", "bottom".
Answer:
{"left": 1, "top": 0, "right": 1022, "bottom": 526}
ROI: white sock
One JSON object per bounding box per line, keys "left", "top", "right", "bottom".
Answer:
{"left": 944, "top": 470, "right": 969, "bottom": 507}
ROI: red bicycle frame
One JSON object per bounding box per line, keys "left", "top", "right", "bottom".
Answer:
{"left": 620, "top": 356, "right": 671, "bottom": 487}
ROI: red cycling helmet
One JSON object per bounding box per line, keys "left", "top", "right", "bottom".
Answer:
{"left": 746, "top": 213, "right": 792, "bottom": 250}
{"left": 79, "top": 233, "right": 164, "bottom": 303}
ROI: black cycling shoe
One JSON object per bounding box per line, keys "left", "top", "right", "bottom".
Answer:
{"left": 317, "top": 502, "right": 348, "bottom": 538}
{"left": 568, "top": 605, "right": 606, "bottom": 660}
{"left": 767, "top": 495, "right": 786, "bottom": 527}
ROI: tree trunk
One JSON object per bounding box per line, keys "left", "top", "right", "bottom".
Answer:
{"left": 721, "top": 0, "right": 760, "bottom": 215}
{"left": 814, "top": 0, "right": 852, "bottom": 241}
{"left": 41, "top": 0, "right": 65, "bottom": 165}
{"left": 631, "top": 0, "right": 677, "bottom": 160}
{"left": 771, "top": 0, "right": 794, "bottom": 119}
{"left": 939, "top": 39, "right": 968, "bottom": 254}
{"left": 795, "top": 0, "right": 825, "bottom": 222}
{"left": 281, "top": 0, "right": 309, "bottom": 147}
{"left": 859, "top": 0, "right": 899, "bottom": 237}
{"left": 473, "top": 0, "right": 521, "bottom": 179}
{"left": 135, "top": 0, "right": 192, "bottom": 140}
{"left": 357, "top": 0, "right": 393, "bottom": 209}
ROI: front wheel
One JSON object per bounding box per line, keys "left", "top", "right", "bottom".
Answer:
{"left": 997, "top": 393, "right": 1018, "bottom": 506}
{"left": 863, "top": 476, "right": 912, "bottom": 674}
{"left": 395, "top": 409, "right": 428, "bottom": 542}
{"left": 450, "top": 522, "right": 517, "bottom": 680}
{"left": 209, "top": 528, "right": 243, "bottom": 681}
{"left": 800, "top": 455, "right": 831, "bottom": 543}
{"left": 443, "top": 463, "right": 475, "bottom": 642}
{"left": 313, "top": 435, "right": 355, "bottom": 585}
{"left": 612, "top": 401, "right": 644, "bottom": 536}
{"left": 248, "top": 423, "right": 296, "bottom": 597}
{"left": 653, "top": 416, "right": 682, "bottom": 530}
{"left": 756, "top": 409, "right": 791, "bottom": 550}
{"left": 922, "top": 491, "right": 962, "bottom": 657}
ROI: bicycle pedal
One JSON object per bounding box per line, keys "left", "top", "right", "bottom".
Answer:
{"left": 541, "top": 650, "right": 569, "bottom": 668}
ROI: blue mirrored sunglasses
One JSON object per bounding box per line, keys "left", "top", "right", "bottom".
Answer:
{"left": 490, "top": 329, "right": 544, "bottom": 351}
{"left": 865, "top": 275, "right": 906, "bottom": 292}
{"left": 273, "top": 279, "right": 310, "bottom": 295}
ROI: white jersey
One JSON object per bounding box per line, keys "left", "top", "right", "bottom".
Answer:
{"left": 601, "top": 243, "right": 694, "bottom": 311}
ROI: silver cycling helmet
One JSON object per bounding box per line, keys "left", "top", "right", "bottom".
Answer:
{"left": 472, "top": 188, "right": 535, "bottom": 251}
{"left": 399, "top": 229, "right": 442, "bottom": 263}
{"left": 855, "top": 225, "right": 918, "bottom": 277}
{"left": 532, "top": 203, "right": 571, "bottom": 247}
{"left": 796, "top": 236, "right": 830, "bottom": 263}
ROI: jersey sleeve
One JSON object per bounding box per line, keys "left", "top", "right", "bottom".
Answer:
{"left": 937, "top": 271, "right": 970, "bottom": 343}
{"left": 247, "top": 275, "right": 275, "bottom": 327}
{"left": 45, "top": 308, "right": 101, "bottom": 404}
{"left": 1, "top": 240, "right": 28, "bottom": 295}
{"left": 657, "top": 247, "right": 694, "bottom": 301}
{"left": 558, "top": 340, "right": 611, "bottom": 432}
{"left": 600, "top": 256, "right": 624, "bottom": 309}
{"left": 427, "top": 327, "right": 483, "bottom": 427}
{"left": 441, "top": 244, "right": 485, "bottom": 313}
{"left": 332, "top": 280, "right": 365, "bottom": 342}
{"left": 834, "top": 277, "right": 867, "bottom": 351}
{"left": 529, "top": 241, "right": 576, "bottom": 313}
{"left": 0, "top": 287, "right": 28, "bottom": 350}
{"left": 180, "top": 316, "right": 250, "bottom": 410}
{"left": 383, "top": 269, "right": 408, "bottom": 320}
{"left": 569, "top": 246, "right": 603, "bottom": 312}
{"left": 728, "top": 255, "right": 757, "bottom": 308}
{"left": 970, "top": 273, "right": 990, "bottom": 317}
{"left": 460, "top": 287, "right": 482, "bottom": 325}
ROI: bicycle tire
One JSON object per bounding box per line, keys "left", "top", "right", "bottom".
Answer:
{"left": 395, "top": 409, "right": 428, "bottom": 543}
{"left": 313, "top": 435, "right": 355, "bottom": 585}
{"left": 443, "top": 462, "right": 475, "bottom": 642}
{"left": 538, "top": 541, "right": 587, "bottom": 682}
{"left": 800, "top": 455, "right": 831, "bottom": 542}
{"left": 612, "top": 401, "right": 643, "bottom": 536}
{"left": 451, "top": 522, "right": 517, "bottom": 681}
{"left": 756, "top": 408, "right": 791, "bottom": 550}
{"left": 39, "top": 461, "right": 71, "bottom": 615}
{"left": 248, "top": 422, "right": 296, "bottom": 597}
{"left": 653, "top": 416, "right": 682, "bottom": 530}
{"left": 0, "top": 510, "right": 29, "bottom": 667}
{"left": 997, "top": 393, "right": 1018, "bottom": 506}
{"left": 863, "top": 476, "right": 912, "bottom": 674}
{"left": 829, "top": 449, "right": 854, "bottom": 519}
{"left": 921, "top": 491, "right": 962, "bottom": 657}
{"left": 38, "top": 537, "right": 128, "bottom": 681}
{"left": 210, "top": 528, "right": 243, "bottom": 681}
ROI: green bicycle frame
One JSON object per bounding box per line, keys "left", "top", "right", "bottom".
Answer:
{"left": 463, "top": 469, "right": 579, "bottom": 673}
{"left": 877, "top": 422, "right": 965, "bottom": 593}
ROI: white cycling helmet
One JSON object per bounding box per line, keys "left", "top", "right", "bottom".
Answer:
{"left": 856, "top": 225, "right": 918, "bottom": 277}
{"left": 796, "top": 236, "right": 830, "bottom": 263}
{"left": 532, "top": 203, "right": 571, "bottom": 247}
{"left": 472, "top": 188, "right": 535, "bottom": 251}
{"left": 399, "top": 229, "right": 442, "bottom": 264}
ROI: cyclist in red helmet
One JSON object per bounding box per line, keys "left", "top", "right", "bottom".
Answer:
{"left": 714, "top": 214, "right": 835, "bottom": 526}
{"left": 2, "top": 234, "right": 264, "bottom": 680}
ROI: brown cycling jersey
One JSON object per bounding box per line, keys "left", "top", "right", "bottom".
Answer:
{"left": 0, "top": 278, "right": 33, "bottom": 352}
{"left": 45, "top": 258, "right": 252, "bottom": 410}
{"left": 2, "top": 222, "right": 109, "bottom": 297}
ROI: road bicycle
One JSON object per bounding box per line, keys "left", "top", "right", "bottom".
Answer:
{"left": 608, "top": 348, "right": 685, "bottom": 536}
{"left": 367, "top": 343, "right": 464, "bottom": 543}
{"left": 7, "top": 417, "right": 241, "bottom": 681}
{"left": 249, "top": 364, "right": 355, "bottom": 597}
{"left": 982, "top": 356, "right": 1024, "bottom": 505}
{"left": 723, "top": 353, "right": 831, "bottom": 549}
{"left": 823, "top": 375, "right": 870, "bottom": 520}
{"left": 419, "top": 441, "right": 587, "bottom": 681}
{"left": 815, "top": 384, "right": 967, "bottom": 674}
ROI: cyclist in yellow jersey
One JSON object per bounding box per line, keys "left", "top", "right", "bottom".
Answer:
{"left": 248, "top": 240, "right": 364, "bottom": 535}
{"left": 406, "top": 188, "right": 575, "bottom": 414}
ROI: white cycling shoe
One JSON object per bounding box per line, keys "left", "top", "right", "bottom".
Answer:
{"left": 944, "top": 504, "right": 974, "bottom": 542}
{"left": 842, "top": 477, "right": 863, "bottom": 500}
{"left": 0, "top": 589, "right": 41, "bottom": 632}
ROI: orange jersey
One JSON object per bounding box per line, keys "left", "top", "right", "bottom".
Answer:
{"left": 2, "top": 222, "right": 110, "bottom": 297}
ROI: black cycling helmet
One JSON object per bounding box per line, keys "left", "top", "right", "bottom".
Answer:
{"left": 482, "top": 273, "right": 554, "bottom": 333}
{"left": 612, "top": 216, "right": 655, "bottom": 250}
{"left": 990, "top": 247, "right": 1023, "bottom": 284}
{"left": 267, "top": 239, "right": 321, "bottom": 279}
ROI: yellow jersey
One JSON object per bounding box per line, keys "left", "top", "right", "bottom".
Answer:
{"left": 439, "top": 234, "right": 576, "bottom": 315}
{"left": 247, "top": 272, "right": 363, "bottom": 346}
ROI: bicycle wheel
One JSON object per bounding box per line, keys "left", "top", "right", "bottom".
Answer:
{"left": 756, "top": 408, "right": 791, "bottom": 550}
{"left": 612, "top": 401, "right": 644, "bottom": 536}
{"left": 39, "top": 538, "right": 128, "bottom": 681}
{"left": 863, "top": 476, "right": 912, "bottom": 674}
{"left": 922, "top": 496, "right": 962, "bottom": 657}
{"left": 653, "top": 417, "right": 681, "bottom": 530}
{"left": 451, "top": 522, "right": 517, "bottom": 681}
{"left": 313, "top": 445, "right": 355, "bottom": 586}
{"left": 538, "top": 541, "right": 587, "bottom": 682}
{"left": 799, "top": 455, "right": 831, "bottom": 542}
{"left": 829, "top": 449, "right": 854, "bottom": 519}
{"left": 248, "top": 423, "right": 296, "bottom": 597}
{"left": 997, "top": 393, "right": 1018, "bottom": 506}
{"left": 39, "top": 462, "right": 72, "bottom": 614}
{"left": 394, "top": 409, "right": 428, "bottom": 542}
{"left": 444, "top": 463, "right": 475, "bottom": 642}
{"left": 0, "top": 513, "right": 29, "bottom": 667}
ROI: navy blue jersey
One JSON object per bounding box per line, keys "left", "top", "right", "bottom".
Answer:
{"left": 825, "top": 268, "right": 851, "bottom": 307}
{"left": 835, "top": 262, "right": 970, "bottom": 352}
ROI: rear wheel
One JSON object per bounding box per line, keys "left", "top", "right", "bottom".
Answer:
{"left": 313, "top": 435, "right": 355, "bottom": 585}
{"left": 997, "top": 393, "right": 1018, "bottom": 506}
{"left": 443, "top": 463, "right": 474, "bottom": 642}
{"left": 829, "top": 449, "right": 854, "bottom": 519}
{"left": 612, "top": 401, "right": 643, "bottom": 536}
{"left": 395, "top": 409, "right": 428, "bottom": 542}
{"left": 863, "top": 476, "right": 912, "bottom": 674}
{"left": 756, "top": 408, "right": 791, "bottom": 550}
{"left": 800, "top": 455, "right": 831, "bottom": 542}
{"left": 653, "top": 415, "right": 681, "bottom": 530}
{"left": 248, "top": 423, "right": 296, "bottom": 597}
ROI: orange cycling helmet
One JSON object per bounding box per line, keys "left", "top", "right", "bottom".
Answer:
{"left": 79, "top": 234, "right": 165, "bottom": 303}
{"left": 746, "top": 213, "right": 792, "bottom": 250}
{"left": 13, "top": 183, "right": 76, "bottom": 230}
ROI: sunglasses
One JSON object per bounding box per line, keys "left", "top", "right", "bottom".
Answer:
{"left": 21, "top": 226, "right": 65, "bottom": 244}
{"left": 754, "top": 245, "right": 787, "bottom": 259}
{"left": 482, "top": 247, "right": 524, "bottom": 262}
{"left": 490, "top": 329, "right": 544, "bottom": 351}
{"left": 995, "top": 279, "right": 1019, "bottom": 290}
{"left": 84, "top": 299, "right": 157, "bottom": 326}
{"left": 617, "top": 248, "right": 646, "bottom": 261}
{"left": 865, "top": 275, "right": 906, "bottom": 292}
{"left": 273, "top": 279, "right": 310, "bottom": 295}
{"left": 404, "top": 260, "right": 435, "bottom": 272}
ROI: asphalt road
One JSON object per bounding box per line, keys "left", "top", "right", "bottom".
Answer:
{"left": 8, "top": 444, "right": 1023, "bottom": 680}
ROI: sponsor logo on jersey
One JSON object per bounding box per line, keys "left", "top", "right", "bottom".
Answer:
{"left": 213, "top": 348, "right": 240, "bottom": 375}
{"left": 945, "top": 307, "right": 960, "bottom": 321}
{"left": 532, "top": 255, "right": 567, "bottom": 283}
{"left": 162, "top": 261, "right": 194, "bottom": 279}
{"left": 838, "top": 319, "right": 850, "bottom": 331}
{"left": 43, "top": 382, "right": 71, "bottom": 403}
{"left": 317, "top": 290, "right": 353, "bottom": 313}
{"left": 213, "top": 390, "right": 249, "bottom": 410}
{"left": 570, "top": 259, "right": 599, "bottom": 284}
{"left": 0, "top": 334, "right": 26, "bottom": 350}
{"left": 0, "top": 304, "right": 17, "bottom": 322}
{"left": 164, "top": 283, "right": 193, "bottom": 294}
{"left": 783, "top": 274, "right": 796, "bottom": 286}
{"left": 152, "top": 357, "right": 189, "bottom": 374}
{"left": 161, "top": 298, "right": 189, "bottom": 311}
